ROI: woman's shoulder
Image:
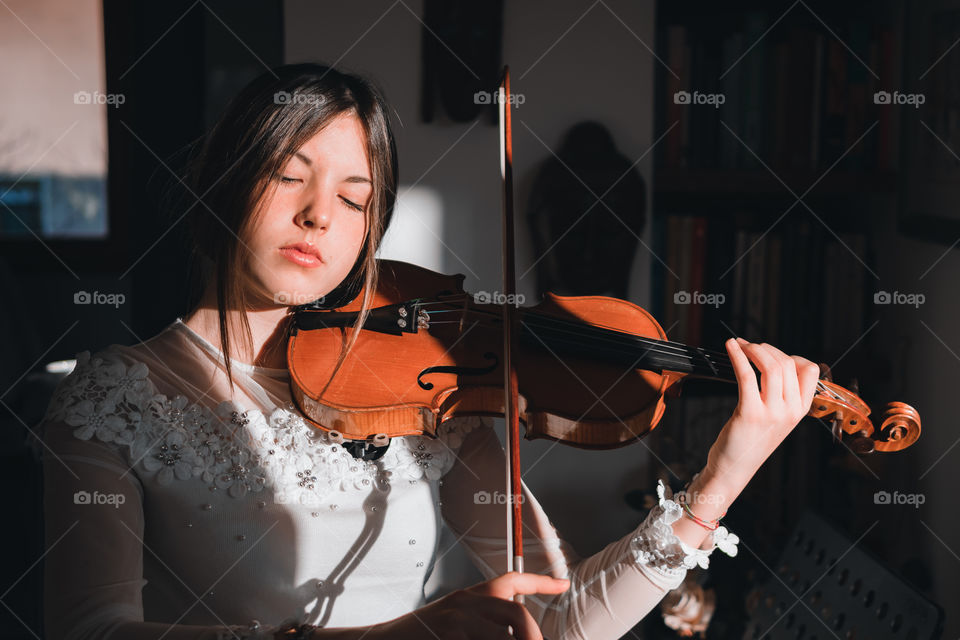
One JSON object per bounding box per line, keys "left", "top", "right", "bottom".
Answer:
{"left": 40, "top": 340, "right": 168, "bottom": 442}
{"left": 41, "top": 322, "right": 181, "bottom": 420}
{"left": 37, "top": 321, "right": 210, "bottom": 453}
{"left": 44, "top": 345, "right": 139, "bottom": 408}
{"left": 37, "top": 337, "right": 246, "bottom": 486}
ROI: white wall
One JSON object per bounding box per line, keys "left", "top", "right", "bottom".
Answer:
{"left": 285, "top": 0, "right": 657, "bottom": 593}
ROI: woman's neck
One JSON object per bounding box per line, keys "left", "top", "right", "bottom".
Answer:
{"left": 183, "top": 288, "right": 292, "bottom": 370}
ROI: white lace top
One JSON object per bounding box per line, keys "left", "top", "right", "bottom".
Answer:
{"left": 37, "top": 318, "right": 737, "bottom": 640}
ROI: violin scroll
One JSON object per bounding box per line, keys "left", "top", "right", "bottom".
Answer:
{"left": 806, "top": 379, "right": 921, "bottom": 454}
{"left": 873, "top": 401, "right": 921, "bottom": 453}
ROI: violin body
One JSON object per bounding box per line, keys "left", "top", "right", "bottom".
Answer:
{"left": 287, "top": 259, "right": 677, "bottom": 448}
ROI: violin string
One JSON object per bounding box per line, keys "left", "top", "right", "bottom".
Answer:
{"left": 414, "top": 298, "right": 832, "bottom": 390}
{"left": 489, "top": 304, "right": 841, "bottom": 398}
{"left": 415, "top": 300, "right": 735, "bottom": 362}
{"left": 520, "top": 310, "right": 731, "bottom": 358}
{"left": 516, "top": 312, "right": 743, "bottom": 382}
{"left": 513, "top": 322, "right": 839, "bottom": 398}
{"left": 521, "top": 314, "right": 734, "bottom": 373}
{"left": 418, "top": 303, "right": 829, "bottom": 393}
{"left": 423, "top": 300, "right": 741, "bottom": 378}
{"left": 425, "top": 305, "right": 839, "bottom": 399}
{"left": 412, "top": 297, "right": 734, "bottom": 361}
{"left": 411, "top": 300, "right": 840, "bottom": 400}
{"left": 459, "top": 312, "right": 836, "bottom": 399}
{"left": 416, "top": 297, "right": 736, "bottom": 360}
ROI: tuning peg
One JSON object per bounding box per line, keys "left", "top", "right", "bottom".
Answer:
{"left": 830, "top": 418, "right": 842, "bottom": 443}
{"left": 848, "top": 378, "right": 859, "bottom": 396}
{"left": 818, "top": 363, "right": 833, "bottom": 382}
{"left": 850, "top": 430, "right": 875, "bottom": 454}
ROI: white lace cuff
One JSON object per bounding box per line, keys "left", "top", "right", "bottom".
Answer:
{"left": 630, "top": 480, "right": 739, "bottom": 584}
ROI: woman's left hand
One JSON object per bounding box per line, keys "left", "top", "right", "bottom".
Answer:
{"left": 702, "top": 338, "right": 821, "bottom": 498}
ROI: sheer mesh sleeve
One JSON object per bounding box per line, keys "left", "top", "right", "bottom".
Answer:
{"left": 438, "top": 417, "right": 738, "bottom": 640}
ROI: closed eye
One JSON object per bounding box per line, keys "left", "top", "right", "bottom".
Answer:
{"left": 275, "top": 174, "right": 364, "bottom": 212}
{"left": 340, "top": 196, "right": 365, "bottom": 213}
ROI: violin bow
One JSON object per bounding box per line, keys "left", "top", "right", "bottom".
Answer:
{"left": 497, "top": 65, "right": 525, "bottom": 604}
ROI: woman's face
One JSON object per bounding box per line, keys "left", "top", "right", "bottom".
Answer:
{"left": 245, "top": 112, "right": 372, "bottom": 307}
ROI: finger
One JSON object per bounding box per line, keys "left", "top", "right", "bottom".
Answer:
{"left": 740, "top": 340, "right": 782, "bottom": 406}
{"left": 475, "top": 597, "right": 543, "bottom": 640}
{"left": 478, "top": 572, "right": 570, "bottom": 600}
{"left": 761, "top": 343, "right": 799, "bottom": 406}
{"left": 725, "top": 338, "right": 760, "bottom": 407}
{"left": 793, "top": 356, "right": 820, "bottom": 415}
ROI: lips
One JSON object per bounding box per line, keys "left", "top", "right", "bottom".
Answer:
{"left": 279, "top": 242, "right": 323, "bottom": 268}
{"left": 281, "top": 242, "right": 323, "bottom": 260}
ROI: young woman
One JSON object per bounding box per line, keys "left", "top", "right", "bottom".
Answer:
{"left": 38, "top": 63, "right": 821, "bottom": 640}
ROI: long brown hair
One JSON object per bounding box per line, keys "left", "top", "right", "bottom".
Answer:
{"left": 180, "top": 63, "right": 398, "bottom": 392}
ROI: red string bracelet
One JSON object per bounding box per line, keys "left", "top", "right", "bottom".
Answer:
{"left": 678, "top": 491, "right": 726, "bottom": 531}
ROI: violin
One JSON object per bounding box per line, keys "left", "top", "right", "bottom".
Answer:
{"left": 284, "top": 66, "right": 920, "bottom": 603}
{"left": 286, "top": 258, "right": 921, "bottom": 455}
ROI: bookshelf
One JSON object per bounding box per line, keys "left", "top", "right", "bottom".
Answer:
{"left": 650, "top": 0, "right": 903, "bottom": 361}
{"left": 656, "top": 169, "right": 898, "bottom": 197}
{"left": 641, "top": 2, "right": 907, "bottom": 636}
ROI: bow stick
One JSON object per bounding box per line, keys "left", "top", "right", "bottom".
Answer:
{"left": 497, "top": 65, "right": 525, "bottom": 605}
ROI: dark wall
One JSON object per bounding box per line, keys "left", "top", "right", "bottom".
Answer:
{"left": 0, "top": 3, "right": 282, "bottom": 638}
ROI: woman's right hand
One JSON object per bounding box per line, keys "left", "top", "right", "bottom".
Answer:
{"left": 366, "top": 571, "right": 570, "bottom": 640}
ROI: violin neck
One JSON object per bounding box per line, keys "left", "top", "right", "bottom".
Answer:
{"left": 519, "top": 312, "right": 736, "bottom": 382}
{"left": 650, "top": 342, "right": 736, "bottom": 383}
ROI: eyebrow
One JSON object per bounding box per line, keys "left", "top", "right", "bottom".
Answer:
{"left": 293, "top": 152, "right": 372, "bottom": 184}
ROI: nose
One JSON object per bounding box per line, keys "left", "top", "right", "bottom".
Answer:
{"left": 295, "top": 202, "right": 330, "bottom": 231}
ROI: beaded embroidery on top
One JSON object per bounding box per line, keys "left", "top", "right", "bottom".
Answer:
{"left": 630, "top": 480, "right": 739, "bottom": 580}
{"left": 40, "top": 348, "right": 483, "bottom": 503}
